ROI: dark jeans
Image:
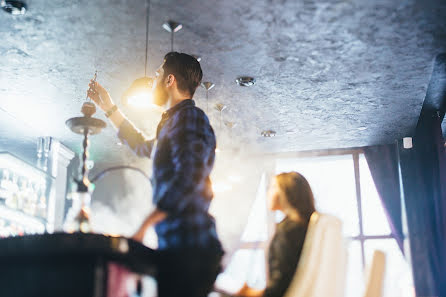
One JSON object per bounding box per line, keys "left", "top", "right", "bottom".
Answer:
{"left": 155, "top": 248, "right": 224, "bottom": 297}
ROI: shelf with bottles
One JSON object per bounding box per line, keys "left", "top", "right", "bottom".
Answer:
{"left": 0, "top": 207, "right": 45, "bottom": 238}
{"left": 0, "top": 152, "right": 55, "bottom": 229}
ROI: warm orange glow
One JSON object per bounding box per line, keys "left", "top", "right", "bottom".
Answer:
{"left": 127, "top": 91, "right": 156, "bottom": 108}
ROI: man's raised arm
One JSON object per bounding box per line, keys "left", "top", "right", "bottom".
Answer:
{"left": 87, "top": 80, "right": 155, "bottom": 158}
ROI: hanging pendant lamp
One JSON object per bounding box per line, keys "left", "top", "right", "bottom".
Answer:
{"left": 201, "top": 81, "right": 214, "bottom": 113}
{"left": 162, "top": 20, "right": 182, "bottom": 52}
{"left": 121, "top": 0, "right": 154, "bottom": 108}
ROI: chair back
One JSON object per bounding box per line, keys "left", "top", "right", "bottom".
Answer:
{"left": 283, "top": 212, "right": 347, "bottom": 297}
{"left": 363, "top": 250, "right": 386, "bottom": 297}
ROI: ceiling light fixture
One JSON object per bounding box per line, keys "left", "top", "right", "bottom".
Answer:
{"left": 121, "top": 0, "right": 155, "bottom": 108}
{"left": 201, "top": 82, "right": 214, "bottom": 113}
{"left": 162, "top": 20, "right": 182, "bottom": 52}
{"left": 236, "top": 76, "right": 256, "bottom": 87}
{"left": 1, "top": 0, "right": 27, "bottom": 15}
{"left": 261, "top": 130, "right": 276, "bottom": 137}
{"left": 215, "top": 103, "right": 227, "bottom": 131}
{"left": 192, "top": 55, "right": 202, "bottom": 62}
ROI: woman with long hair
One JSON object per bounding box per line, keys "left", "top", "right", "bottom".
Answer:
{"left": 236, "top": 171, "right": 316, "bottom": 297}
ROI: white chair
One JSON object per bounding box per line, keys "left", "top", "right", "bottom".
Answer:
{"left": 283, "top": 212, "right": 347, "bottom": 297}
{"left": 363, "top": 250, "right": 386, "bottom": 297}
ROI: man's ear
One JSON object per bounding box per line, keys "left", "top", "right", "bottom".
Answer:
{"left": 165, "top": 74, "right": 175, "bottom": 87}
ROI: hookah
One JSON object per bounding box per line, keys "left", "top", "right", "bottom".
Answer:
{"left": 63, "top": 72, "right": 151, "bottom": 234}
{"left": 63, "top": 72, "right": 106, "bottom": 233}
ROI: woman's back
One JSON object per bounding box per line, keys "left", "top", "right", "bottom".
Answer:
{"left": 264, "top": 217, "right": 309, "bottom": 297}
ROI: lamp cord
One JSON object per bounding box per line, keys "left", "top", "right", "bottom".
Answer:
{"left": 144, "top": 0, "right": 151, "bottom": 77}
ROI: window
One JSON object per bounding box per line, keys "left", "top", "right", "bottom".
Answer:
{"left": 275, "top": 152, "right": 414, "bottom": 297}
{"left": 221, "top": 150, "right": 414, "bottom": 297}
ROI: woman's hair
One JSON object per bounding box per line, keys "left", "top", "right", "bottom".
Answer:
{"left": 275, "top": 171, "right": 316, "bottom": 222}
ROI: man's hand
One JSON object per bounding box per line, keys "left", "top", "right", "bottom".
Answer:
{"left": 235, "top": 283, "right": 264, "bottom": 297}
{"left": 132, "top": 227, "right": 146, "bottom": 243}
{"left": 131, "top": 209, "right": 167, "bottom": 244}
{"left": 87, "top": 80, "right": 115, "bottom": 112}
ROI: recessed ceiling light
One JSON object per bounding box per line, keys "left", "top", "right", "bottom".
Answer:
{"left": 358, "top": 127, "right": 367, "bottom": 131}
{"left": 1, "top": 0, "right": 27, "bottom": 15}
{"left": 236, "top": 76, "right": 256, "bottom": 87}
{"left": 261, "top": 130, "right": 276, "bottom": 137}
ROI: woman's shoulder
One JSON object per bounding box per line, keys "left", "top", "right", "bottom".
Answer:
{"left": 276, "top": 217, "right": 308, "bottom": 238}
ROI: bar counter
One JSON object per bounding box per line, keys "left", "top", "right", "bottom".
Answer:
{"left": 0, "top": 233, "right": 157, "bottom": 297}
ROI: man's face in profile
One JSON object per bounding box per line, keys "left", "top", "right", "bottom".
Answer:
{"left": 152, "top": 62, "right": 169, "bottom": 107}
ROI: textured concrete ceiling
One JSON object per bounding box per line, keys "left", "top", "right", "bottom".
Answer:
{"left": 1, "top": 0, "right": 446, "bottom": 164}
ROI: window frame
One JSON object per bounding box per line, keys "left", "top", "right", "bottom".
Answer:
{"left": 233, "top": 147, "right": 400, "bottom": 286}
{"left": 269, "top": 147, "right": 398, "bottom": 270}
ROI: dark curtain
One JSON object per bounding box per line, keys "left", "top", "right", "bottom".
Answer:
{"left": 398, "top": 113, "right": 446, "bottom": 296}
{"left": 364, "top": 144, "right": 404, "bottom": 254}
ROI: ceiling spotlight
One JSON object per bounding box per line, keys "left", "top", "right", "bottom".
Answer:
{"left": 236, "top": 76, "right": 256, "bottom": 87}
{"left": 214, "top": 103, "right": 227, "bottom": 112}
{"left": 224, "top": 121, "right": 237, "bottom": 129}
{"left": 201, "top": 82, "right": 215, "bottom": 91}
{"left": 261, "top": 130, "right": 276, "bottom": 137}
{"left": 192, "top": 55, "right": 202, "bottom": 62}
{"left": 1, "top": 0, "right": 27, "bottom": 15}
{"left": 215, "top": 103, "right": 227, "bottom": 131}
{"left": 201, "top": 82, "right": 215, "bottom": 113}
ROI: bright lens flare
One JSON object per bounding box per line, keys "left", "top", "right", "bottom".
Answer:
{"left": 213, "top": 181, "right": 232, "bottom": 193}
{"left": 127, "top": 91, "right": 155, "bottom": 108}
{"left": 228, "top": 174, "right": 243, "bottom": 183}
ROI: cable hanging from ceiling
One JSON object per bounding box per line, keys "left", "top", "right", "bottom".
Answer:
{"left": 121, "top": 0, "right": 154, "bottom": 108}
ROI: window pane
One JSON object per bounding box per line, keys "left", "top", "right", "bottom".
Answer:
{"left": 345, "top": 240, "right": 365, "bottom": 297}
{"left": 216, "top": 249, "right": 266, "bottom": 292}
{"left": 241, "top": 174, "right": 268, "bottom": 242}
{"left": 359, "top": 155, "right": 391, "bottom": 235}
{"left": 276, "top": 155, "right": 359, "bottom": 236}
{"left": 364, "top": 239, "right": 414, "bottom": 297}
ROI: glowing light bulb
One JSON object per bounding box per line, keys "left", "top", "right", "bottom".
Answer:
{"left": 127, "top": 91, "right": 155, "bottom": 108}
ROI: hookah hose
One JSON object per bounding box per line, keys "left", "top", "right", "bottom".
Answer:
{"left": 90, "top": 165, "right": 151, "bottom": 184}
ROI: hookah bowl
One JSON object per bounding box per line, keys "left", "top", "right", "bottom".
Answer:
{"left": 64, "top": 102, "right": 106, "bottom": 233}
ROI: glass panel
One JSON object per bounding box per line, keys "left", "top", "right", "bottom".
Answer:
{"left": 345, "top": 240, "right": 365, "bottom": 297}
{"left": 0, "top": 153, "right": 53, "bottom": 236}
{"left": 359, "top": 154, "right": 392, "bottom": 235}
{"left": 276, "top": 155, "right": 359, "bottom": 236}
{"left": 364, "top": 239, "right": 414, "bottom": 297}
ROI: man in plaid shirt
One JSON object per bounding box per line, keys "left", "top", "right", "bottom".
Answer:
{"left": 88, "top": 52, "right": 223, "bottom": 297}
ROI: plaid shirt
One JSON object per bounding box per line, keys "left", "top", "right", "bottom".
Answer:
{"left": 118, "top": 99, "right": 222, "bottom": 251}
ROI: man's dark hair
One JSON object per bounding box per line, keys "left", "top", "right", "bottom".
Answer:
{"left": 163, "top": 52, "right": 203, "bottom": 97}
